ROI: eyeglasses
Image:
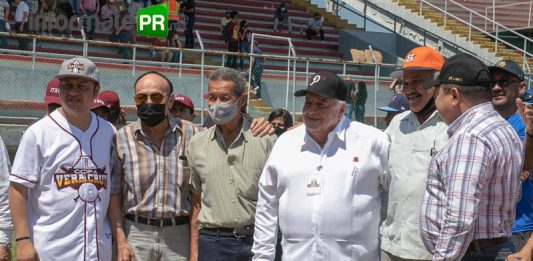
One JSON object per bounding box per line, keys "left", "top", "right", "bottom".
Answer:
{"left": 134, "top": 93, "right": 168, "bottom": 105}
{"left": 491, "top": 78, "right": 520, "bottom": 88}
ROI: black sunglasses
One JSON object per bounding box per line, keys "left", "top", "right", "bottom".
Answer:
{"left": 491, "top": 78, "right": 520, "bottom": 87}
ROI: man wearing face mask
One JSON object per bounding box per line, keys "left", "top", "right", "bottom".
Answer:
{"left": 188, "top": 68, "right": 277, "bottom": 261}
{"left": 380, "top": 46, "right": 449, "bottom": 261}
{"left": 108, "top": 71, "right": 201, "bottom": 261}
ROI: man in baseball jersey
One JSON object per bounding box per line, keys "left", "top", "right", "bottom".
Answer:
{"left": 9, "top": 57, "right": 116, "bottom": 261}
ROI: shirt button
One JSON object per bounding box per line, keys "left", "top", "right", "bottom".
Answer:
{"left": 234, "top": 218, "right": 238, "bottom": 222}
{"left": 231, "top": 200, "right": 235, "bottom": 204}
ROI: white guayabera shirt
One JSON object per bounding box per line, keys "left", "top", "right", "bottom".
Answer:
{"left": 252, "top": 117, "right": 390, "bottom": 261}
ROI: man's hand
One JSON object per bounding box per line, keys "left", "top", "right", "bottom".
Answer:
{"left": 521, "top": 170, "right": 531, "bottom": 183}
{"left": 0, "top": 245, "right": 10, "bottom": 261}
{"left": 116, "top": 240, "right": 135, "bottom": 261}
{"left": 250, "top": 117, "right": 274, "bottom": 137}
{"left": 506, "top": 248, "right": 531, "bottom": 261}
{"left": 16, "top": 239, "right": 39, "bottom": 261}
{"left": 517, "top": 98, "right": 533, "bottom": 135}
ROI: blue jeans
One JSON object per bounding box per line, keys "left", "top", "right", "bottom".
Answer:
{"left": 0, "top": 20, "right": 7, "bottom": 49}
{"left": 198, "top": 234, "right": 253, "bottom": 261}
{"left": 239, "top": 40, "right": 249, "bottom": 70}
{"left": 82, "top": 10, "right": 96, "bottom": 40}
{"left": 461, "top": 239, "right": 515, "bottom": 261}
{"left": 345, "top": 103, "right": 354, "bottom": 120}
{"left": 70, "top": 0, "right": 80, "bottom": 16}
{"left": 118, "top": 30, "right": 130, "bottom": 59}
{"left": 184, "top": 16, "right": 194, "bottom": 48}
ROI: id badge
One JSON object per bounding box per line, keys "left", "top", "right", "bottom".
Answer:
{"left": 307, "top": 176, "right": 321, "bottom": 196}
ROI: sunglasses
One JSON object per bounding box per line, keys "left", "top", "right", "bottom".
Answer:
{"left": 491, "top": 78, "right": 519, "bottom": 87}
{"left": 134, "top": 93, "right": 168, "bottom": 105}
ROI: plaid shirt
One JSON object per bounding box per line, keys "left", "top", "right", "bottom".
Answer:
{"left": 111, "top": 117, "right": 200, "bottom": 218}
{"left": 420, "top": 102, "right": 523, "bottom": 260}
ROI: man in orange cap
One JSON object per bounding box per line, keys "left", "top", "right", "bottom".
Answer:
{"left": 381, "top": 46, "right": 449, "bottom": 261}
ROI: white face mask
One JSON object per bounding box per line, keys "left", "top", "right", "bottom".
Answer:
{"left": 208, "top": 101, "right": 238, "bottom": 125}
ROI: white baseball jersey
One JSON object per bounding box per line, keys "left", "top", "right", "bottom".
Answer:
{"left": 10, "top": 110, "right": 116, "bottom": 261}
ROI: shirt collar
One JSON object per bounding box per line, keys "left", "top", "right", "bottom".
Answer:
{"left": 447, "top": 102, "right": 493, "bottom": 137}
{"left": 402, "top": 110, "right": 441, "bottom": 129}
{"left": 210, "top": 114, "right": 250, "bottom": 142}
{"left": 303, "top": 116, "right": 349, "bottom": 146}
{"left": 134, "top": 117, "right": 182, "bottom": 138}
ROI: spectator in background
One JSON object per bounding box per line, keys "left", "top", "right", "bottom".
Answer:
{"left": 238, "top": 19, "right": 250, "bottom": 71}
{"left": 220, "top": 10, "right": 230, "bottom": 43}
{"left": 14, "top": 0, "right": 29, "bottom": 50}
{"left": 168, "top": 25, "right": 183, "bottom": 63}
{"left": 273, "top": 3, "right": 291, "bottom": 33}
{"left": 306, "top": 12, "right": 324, "bottom": 41}
{"left": 26, "top": 0, "right": 38, "bottom": 33}
{"left": 39, "top": 0, "right": 56, "bottom": 36}
{"left": 181, "top": 0, "right": 195, "bottom": 48}
{"left": 170, "top": 94, "right": 195, "bottom": 122}
{"left": 115, "top": 1, "right": 132, "bottom": 60}
{"left": 56, "top": 0, "right": 73, "bottom": 38}
{"left": 152, "top": 36, "right": 173, "bottom": 65}
{"left": 0, "top": 0, "right": 9, "bottom": 49}
{"left": 98, "top": 89, "right": 127, "bottom": 128}
{"left": 0, "top": 136, "right": 11, "bottom": 261}
{"left": 70, "top": 0, "right": 79, "bottom": 16}
{"left": 134, "top": 0, "right": 147, "bottom": 8}
{"left": 127, "top": 0, "right": 140, "bottom": 43}
{"left": 250, "top": 41, "right": 264, "bottom": 100}
{"left": 90, "top": 97, "right": 111, "bottom": 119}
{"left": 80, "top": 0, "right": 99, "bottom": 40}
{"left": 268, "top": 108, "right": 293, "bottom": 136}
{"left": 100, "top": 0, "right": 117, "bottom": 35}
{"left": 353, "top": 81, "right": 367, "bottom": 123}
{"left": 225, "top": 10, "right": 239, "bottom": 69}
{"left": 44, "top": 78, "right": 61, "bottom": 114}
{"left": 344, "top": 76, "right": 355, "bottom": 120}
{"left": 377, "top": 93, "right": 409, "bottom": 126}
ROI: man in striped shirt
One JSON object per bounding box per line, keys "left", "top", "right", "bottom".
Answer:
{"left": 420, "top": 53, "right": 523, "bottom": 260}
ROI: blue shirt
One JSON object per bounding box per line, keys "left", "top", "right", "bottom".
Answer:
{"left": 508, "top": 112, "right": 533, "bottom": 233}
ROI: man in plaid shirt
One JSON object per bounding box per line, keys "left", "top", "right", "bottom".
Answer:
{"left": 420, "top": 53, "right": 523, "bottom": 260}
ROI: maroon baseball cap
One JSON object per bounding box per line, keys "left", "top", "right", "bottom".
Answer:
{"left": 44, "top": 78, "right": 61, "bottom": 105}
{"left": 98, "top": 90, "right": 120, "bottom": 111}
{"left": 91, "top": 98, "right": 110, "bottom": 111}
{"left": 174, "top": 94, "right": 194, "bottom": 112}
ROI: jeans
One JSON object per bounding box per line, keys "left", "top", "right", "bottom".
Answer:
{"left": 511, "top": 230, "right": 532, "bottom": 252}
{"left": 226, "top": 41, "right": 238, "bottom": 69}
{"left": 70, "top": 0, "right": 80, "bottom": 16}
{"left": 198, "top": 233, "right": 253, "bottom": 261}
{"left": 124, "top": 219, "right": 189, "bottom": 261}
{"left": 345, "top": 103, "right": 354, "bottom": 120}
{"left": 82, "top": 9, "right": 96, "bottom": 40}
{"left": 15, "top": 22, "right": 29, "bottom": 50}
{"left": 0, "top": 20, "right": 8, "bottom": 49}
{"left": 118, "top": 30, "right": 130, "bottom": 59}
{"left": 239, "top": 40, "right": 250, "bottom": 71}
{"left": 184, "top": 16, "right": 194, "bottom": 48}
{"left": 461, "top": 239, "right": 515, "bottom": 261}
{"left": 306, "top": 28, "right": 324, "bottom": 40}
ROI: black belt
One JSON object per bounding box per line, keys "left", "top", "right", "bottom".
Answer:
{"left": 199, "top": 226, "right": 254, "bottom": 238}
{"left": 466, "top": 237, "right": 510, "bottom": 252}
{"left": 124, "top": 214, "right": 189, "bottom": 227}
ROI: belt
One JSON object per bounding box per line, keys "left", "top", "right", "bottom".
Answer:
{"left": 124, "top": 214, "right": 189, "bottom": 227}
{"left": 466, "top": 237, "right": 509, "bottom": 252}
{"left": 199, "top": 226, "right": 254, "bottom": 238}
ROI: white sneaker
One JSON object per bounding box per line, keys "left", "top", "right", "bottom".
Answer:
{"left": 60, "top": 34, "right": 66, "bottom": 38}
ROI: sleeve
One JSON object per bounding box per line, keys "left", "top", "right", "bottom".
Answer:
{"left": 252, "top": 155, "right": 279, "bottom": 261}
{"left": 433, "top": 134, "right": 489, "bottom": 260}
{"left": 10, "top": 129, "right": 41, "bottom": 188}
{"left": 187, "top": 144, "right": 202, "bottom": 195}
{"left": 378, "top": 135, "right": 391, "bottom": 223}
{"left": 110, "top": 136, "right": 124, "bottom": 195}
{"left": 0, "top": 138, "right": 12, "bottom": 244}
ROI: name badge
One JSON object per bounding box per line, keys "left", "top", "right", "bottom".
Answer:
{"left": 307, "top": 176, "right": 321, "bottom": 196}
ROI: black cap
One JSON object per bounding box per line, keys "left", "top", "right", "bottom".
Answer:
{"left": 294, "top": 71, "right": 347, "bottom": 101}
{"left": 424, "top": 53, "right": 491, "bottom": 88}
{"left": 488, "top": 60, "right": 524, "bottom": 81}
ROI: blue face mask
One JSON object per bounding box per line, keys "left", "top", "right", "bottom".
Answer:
{"left": 207, "top": 101, "right": 238, "bottom": 125}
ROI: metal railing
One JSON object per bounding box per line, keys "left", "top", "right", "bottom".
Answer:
{"left": 485, "top": 1, "right": 533, "bottom": 30}
{"left": 416, "top": 0, "right": 533, "bottom": 69}
{"left": 0, "top": 31, "right": 399, "bottom": 128}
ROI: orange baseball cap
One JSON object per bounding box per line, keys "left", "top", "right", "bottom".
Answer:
{"left": 391, "top": 46, "right": 445, "bottom": 78}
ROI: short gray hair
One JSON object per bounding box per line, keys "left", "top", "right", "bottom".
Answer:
{"left": 442, "top": 83, "right": 491, "bottom": 105}
{"left": 209, "top": 68, "right": 246, "bottom": 97}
